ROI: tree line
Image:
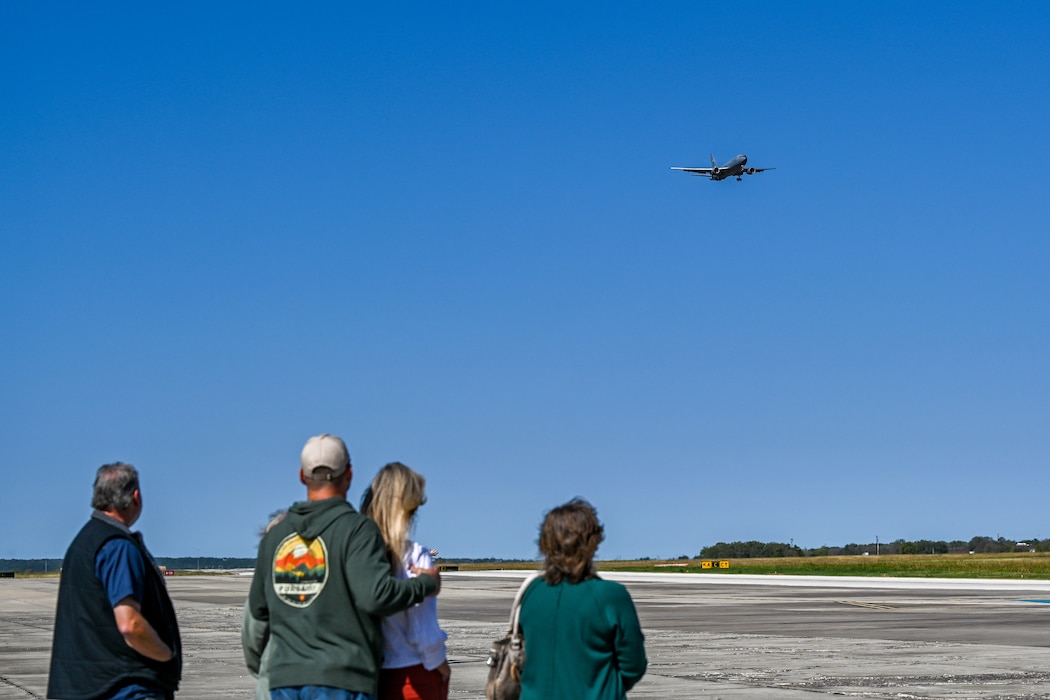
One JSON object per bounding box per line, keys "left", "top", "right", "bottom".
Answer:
{"left": 699, "top": 536, "right": 1050, "bottom": 559}
{"left": 7, "top": 538, "right": 1047, "bottom": 574}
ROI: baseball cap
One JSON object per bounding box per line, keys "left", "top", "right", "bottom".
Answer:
{"left": 300, "top": 434, "right": 350, "bottom": 480}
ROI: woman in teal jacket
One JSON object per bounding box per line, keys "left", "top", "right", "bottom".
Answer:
{"left": 518, "top": 499, "right": 648, "bottom": 700}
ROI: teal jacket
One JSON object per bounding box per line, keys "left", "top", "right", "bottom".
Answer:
{"left": 244, "top": 497, "right": 436, "bottom": 696}
{"left": 519, "top": 576, "right": 647, "bottom": 700}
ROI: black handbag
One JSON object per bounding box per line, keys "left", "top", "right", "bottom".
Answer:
{"left": 485, "top": 572, "right": 541, "bottom": 700}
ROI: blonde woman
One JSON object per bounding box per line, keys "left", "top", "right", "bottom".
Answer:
{"left": 362, "top": 462, "right": 450, "bottom": 700}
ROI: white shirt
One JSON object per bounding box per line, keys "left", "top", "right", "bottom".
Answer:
{"left": 381, "top": 541, "right": 448, "bottom": 670}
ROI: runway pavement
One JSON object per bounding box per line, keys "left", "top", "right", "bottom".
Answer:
{"left": 3, "top": 570, "right": 1050, "bottom": 699}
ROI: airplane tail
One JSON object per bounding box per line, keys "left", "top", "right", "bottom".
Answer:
{"left": 710, "top": 154, "right": 717, "bottom": 168}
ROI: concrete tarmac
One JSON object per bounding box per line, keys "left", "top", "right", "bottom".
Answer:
{"left": 4, "top": 571, "right": 1050, "bottom": 699}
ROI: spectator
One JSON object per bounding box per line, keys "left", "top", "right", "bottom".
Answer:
{"left": 48, "top": 462, "right": 181, "bottom": 700}
{"left": 361, "top": 463, "right": 450, "bottom": 700}
{"left": 518, "top": 499, "right": 647, "bottom": 700}
{"left": 243, "top": 434, "right": 440, "bottom": 700}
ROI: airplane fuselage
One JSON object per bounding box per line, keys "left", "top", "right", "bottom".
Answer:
{"left": 670, "top": 153, "right": 773, "bottom": 181}
{"left": 709, "top": 154, "right": 748, "bottom": 180}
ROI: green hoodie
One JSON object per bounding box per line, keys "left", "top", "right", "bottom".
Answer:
{"left": 245, "top": 497, "right": 436, "bottom": 695}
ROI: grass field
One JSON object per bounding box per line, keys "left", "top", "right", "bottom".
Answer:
{"left": 12, "top": 554, "right": 1050, "bottom": 580}
{"left": 451, "top": 553, "right": 1050, "bottom": 580}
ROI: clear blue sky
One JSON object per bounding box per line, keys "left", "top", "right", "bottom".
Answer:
{"left": 3, "top": 3, "right": 1048, "bottom": 560}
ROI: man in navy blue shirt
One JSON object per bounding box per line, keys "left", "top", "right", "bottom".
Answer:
{"left": 48, "top": 463, "right": 181, "bottom": 699}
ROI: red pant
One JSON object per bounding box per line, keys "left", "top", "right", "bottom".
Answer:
{"left": 378, "top": 664, "right": 448, "bottom": 700}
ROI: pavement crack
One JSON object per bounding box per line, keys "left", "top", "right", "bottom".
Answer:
{"left": 0, "top": 675, "right": 44, "bottom": 698}
{"left": 835, "top": 600, "right": 897, "bottom": 610}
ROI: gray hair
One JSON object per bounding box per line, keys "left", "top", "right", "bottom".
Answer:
{"left": 91, "top": 462, "right": 140, "bottom": 512}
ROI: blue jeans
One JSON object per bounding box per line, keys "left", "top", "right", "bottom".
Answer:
{"left": 271, "top": 688, "right": 375, "bottom": 700}
{"left": 107, "top": 684, "right": 171, "bottom": 700}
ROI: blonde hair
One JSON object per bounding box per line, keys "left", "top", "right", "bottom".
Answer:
{"left": 362, "top": 462, "right": 427, "bottom": 574}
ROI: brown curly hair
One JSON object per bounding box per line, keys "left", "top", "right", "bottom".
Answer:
{"left": 538, "top": 498, "right": 605, "bottom": 585}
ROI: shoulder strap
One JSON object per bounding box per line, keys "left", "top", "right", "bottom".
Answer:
{"left": 509, "top": 571, "right": 543, "bottom": 634}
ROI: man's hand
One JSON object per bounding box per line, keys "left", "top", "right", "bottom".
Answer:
{"left": 435, "top": 660, "right": 451, "bottom": 683}
{"left": 113, "top": 597, "right": 174, "bottom": 662}
{"left": 410, "top": 564, "right": 441, "bottom": 594}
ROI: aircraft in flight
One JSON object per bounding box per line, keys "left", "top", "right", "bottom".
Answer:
{"left": 671, "top": 154, "right": 774, "bottom": 181}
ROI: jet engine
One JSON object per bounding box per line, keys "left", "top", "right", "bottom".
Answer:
{"left": 745, "top": 167, "right": 756, "bottom": 175}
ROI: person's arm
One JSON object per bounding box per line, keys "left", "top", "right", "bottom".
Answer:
{"left": 112, "top": 596, "right": 174, "bottom": 661}
{"left": 96, "top": 538, "right": 174, "bottom": 661}
{"left": 241, "top": 602, "right": 269, "bottom": 677}
{"left": 404, "top": 545, "right": 449, "bottom": 672}
{"left": 344, "top": 519, "right": 438, "bottom": 615}
{"left": 610, "top": 584, "right": 648, "bottom": 691}
{"left": 409, "top": 563, "right": 442, "bottom": 594}
{"left": 244, "top": 535, "right": 273, "bottom": 674}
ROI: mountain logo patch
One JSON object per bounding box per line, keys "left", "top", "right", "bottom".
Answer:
{"left": 272, "top": 533, "right": 328, "bottom": 608}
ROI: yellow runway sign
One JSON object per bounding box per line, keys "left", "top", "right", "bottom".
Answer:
{"left": 700, "top": 560, "right": 730, "bottom": 569}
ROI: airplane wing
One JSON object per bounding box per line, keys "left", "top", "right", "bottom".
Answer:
{"left": 670, "top": 167, "right": 714, "bottom": 177}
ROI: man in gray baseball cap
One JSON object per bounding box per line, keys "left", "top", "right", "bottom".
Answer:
{"left": 244, "top": 434, "right": 441, "bottom": 700}
{"left": 299, "top": 433, "right": 352, "bottom": 481}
